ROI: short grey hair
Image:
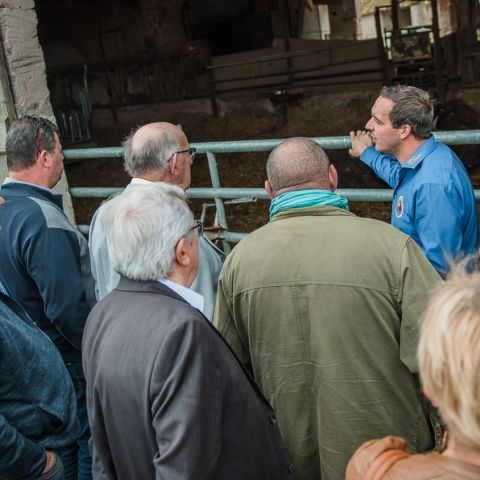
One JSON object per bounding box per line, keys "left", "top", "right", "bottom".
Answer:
{"left": 380, "top": 85, "right": 433, "bottom": 139}
{"left": 6, "top": 116, "right": 58, "bottom": 170}
{"left": 266, "top": 137, "right": 330, "bottom": 191}
{"left": 101, "top": 183, "right": 194, "bottom": 280}
{"left": 122, "top": 127, "right": 182, "bottom": 177}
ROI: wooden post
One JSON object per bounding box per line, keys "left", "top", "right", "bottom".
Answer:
{"left": 431, "top": 0, "right": 446, "bottom": 100}
{"left": 391, "top": 0, "right": 400, "bottom": 34}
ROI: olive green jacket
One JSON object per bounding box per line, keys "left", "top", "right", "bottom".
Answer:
{"left": 214, "top": 206, "right": 440, "bottom": 480}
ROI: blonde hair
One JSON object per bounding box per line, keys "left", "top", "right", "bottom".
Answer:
{"left": 419, "top": 267, "right": 480, "bottom": 450}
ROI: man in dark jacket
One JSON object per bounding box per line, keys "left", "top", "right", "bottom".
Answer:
{"left": 0, "top": 290, "right": 79, "bottom": 480}
{"left": 82, "top": 183, "right": 293, "bottom": 480}
{"left": 0, "top": 116, "right": 94, "bottom": 479}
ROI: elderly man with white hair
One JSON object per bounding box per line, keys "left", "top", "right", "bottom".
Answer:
{"left": 82, "top": 183, "right": 293, "bottom": 480}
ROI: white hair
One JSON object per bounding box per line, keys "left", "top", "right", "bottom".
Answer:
{"left": 102, "top": 183, "right": 194, "bottom": 280}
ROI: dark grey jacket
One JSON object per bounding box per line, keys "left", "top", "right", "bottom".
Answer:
{"left": 83, "top": 278, "right": 293, "bottom": 480}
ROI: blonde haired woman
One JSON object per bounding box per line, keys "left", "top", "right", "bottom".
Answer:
{"left": 346, "top": 269, "right": 480, "bottom": 479}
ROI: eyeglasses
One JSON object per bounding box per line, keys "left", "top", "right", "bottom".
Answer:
{"left": 176, "top": 147, "right": 197, "bottom": 163}
{"left": 188, "top": 220, "right": 203, "bottom": 237}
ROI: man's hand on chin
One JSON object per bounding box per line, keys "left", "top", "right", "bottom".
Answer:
{"left": 349, "top": 130, "right": 373, "bottom": 158}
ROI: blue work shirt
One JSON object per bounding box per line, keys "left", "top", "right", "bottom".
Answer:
{"left": 360, "top": 136, "right": 478, "bottom": 273}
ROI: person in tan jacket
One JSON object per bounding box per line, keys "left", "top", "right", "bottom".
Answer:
{"left": 346, "top": 268, "right": 480, "bottom": 480}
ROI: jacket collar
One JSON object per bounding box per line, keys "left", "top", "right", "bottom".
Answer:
{"left": 401, "top": 135, "right": 437, "bottom": 170}
{"left": 159, "top": 279, "right": 204, "bottom": 312}
{"left": 0, "top": 180, "right": 63, "bottom": 209}
{"left": 271, "top": 204, "right": 355, "bottom": 222}
{"left": 115, "top": 277, "right": 188, "bottom": 305}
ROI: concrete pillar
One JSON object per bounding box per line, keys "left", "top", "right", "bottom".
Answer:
{"left": 328, "top": 0, "right": 361, "bottom": 40}
{"left": 0, "top": 0, "right": 75, "bottom": 222}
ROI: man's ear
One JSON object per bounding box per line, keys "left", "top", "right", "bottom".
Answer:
{"left": 265, "top": 180, "right": 274, "bottom": 199}
{"left": 174, "top": 237, "right": 192, "bottom": 268}
{"left": 328, "top": 164, "right": 338, "bottom": 191}
{"left": 37, "top": 149, "right": 49, "bottom": 169}
{"left": 399, "top": 124, "right": 412, "bottom": 140}
{"left": 169, "top": 153, "right": 178, "bottom": 176}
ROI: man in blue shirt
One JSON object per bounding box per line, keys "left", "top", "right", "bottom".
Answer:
{"left": 349, "top": 85, "right": 478, "bottom": 274}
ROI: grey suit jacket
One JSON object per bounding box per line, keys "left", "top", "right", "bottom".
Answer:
{"left": 83, "top": 278, "right": 293, "bottom": 480}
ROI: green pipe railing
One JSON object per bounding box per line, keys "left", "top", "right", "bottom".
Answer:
{"left": 64, "top": 130, "right": 480, "bottom": 160}
{"left": 69, "top": 187, "right": 402, "bottom": 201}
{"left": 67, "top": 130, "right": 480, "bottom": 247}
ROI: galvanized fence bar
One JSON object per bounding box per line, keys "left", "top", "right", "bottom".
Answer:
{"left": 74, "top": 187, "right": 480, "bottom": 238}
{"left": 70, "top": 187, "right": 480, "bottom": 202}
{"left": 64, "top": 130, "right": 480, "bottom": 160}
{"left": 66, "top": 130, "right": 480, "bottom": 244}
{"left": 70, "top": 187, "right": 389, "bottom": 201}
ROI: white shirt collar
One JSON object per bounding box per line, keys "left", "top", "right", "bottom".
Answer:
{"left": 3, "top": 177, "right": 59, "bottom": 195}
{"left": 159, "top": 279, "right": 204, "bottom": 314}
{"left": 130, "top": 178, "right": 154, "bottom": 186}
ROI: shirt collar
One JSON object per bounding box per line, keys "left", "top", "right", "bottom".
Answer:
{"left": 3, "top": 177, "right": 59, "bottom": 195}
{"left": 159, "top": 279, "right": 204, "bottom": 313}
{"left": 402, "top": 136, "right": 437, "bottom": 169}
{"left": 130, "top": 178, "right": 154, "bottom": 186}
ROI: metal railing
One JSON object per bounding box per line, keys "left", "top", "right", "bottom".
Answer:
{"left": 66, "top": 130, "right": 480, "bottom": 251}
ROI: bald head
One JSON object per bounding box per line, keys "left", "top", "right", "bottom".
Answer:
{"left": 123, "top": 122, "right": 187, "bottom": 178}
{"left": 266, "top": 138, "right": 333, "bottom": 194}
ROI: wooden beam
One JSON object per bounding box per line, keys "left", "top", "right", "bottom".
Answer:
{"left": 391, "top": 0, "right": 400, "bottom": 34}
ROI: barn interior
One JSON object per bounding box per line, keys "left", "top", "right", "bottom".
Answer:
{"left": 1, "top": 0, "right": 480, "bottom": 233}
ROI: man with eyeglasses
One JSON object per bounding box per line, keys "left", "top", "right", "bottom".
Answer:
{"left": 89, "top": 121, "right": 223, "bottom": 320}
{"left": 83, "top": 183, "right": 293, "bottom": 480}
{"left": 0, "top": 116, "right": 95, "bottom": 479}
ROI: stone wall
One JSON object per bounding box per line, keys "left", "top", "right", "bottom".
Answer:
{"left": 0, "top": 0, "right": 74, "bottom": 222}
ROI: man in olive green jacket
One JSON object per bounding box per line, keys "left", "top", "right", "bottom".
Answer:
{"left": 214, "top": 137, "right": 441, "bottom": 480}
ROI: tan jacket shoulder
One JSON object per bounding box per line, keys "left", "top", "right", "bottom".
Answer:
{"left": 347, "top": 436, "right": 480, "bottom": 480}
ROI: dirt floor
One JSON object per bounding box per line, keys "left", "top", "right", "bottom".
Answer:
{"left": 66, "top": 84, "right": 480, "bottom": 238}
